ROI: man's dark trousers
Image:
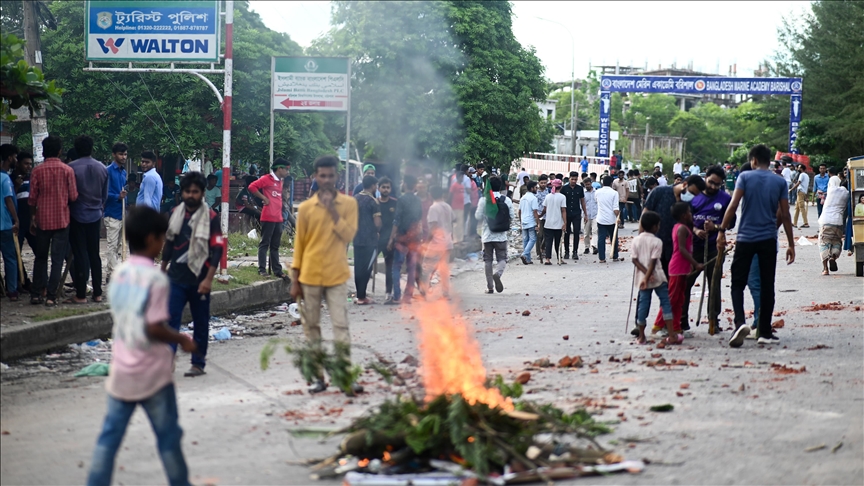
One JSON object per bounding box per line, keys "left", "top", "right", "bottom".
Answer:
{"left": 70, "top": 218, "right": 103, "bottom": 300}
{"left": 31, "top": 227, "right": 69, "bottom": 302}
{"left": 258, "top": 221, "right": 282, "bottom": 275}
{"left": 564, "top": 213, "right": 582, "bottom": 256}
{"left": 354, "top": 245, "right": 376, "bottom": 300}
{"left": 167, "top": 282, "right": 210, "bottom": 369}
{"left": 730, "top": 239, "right": 777, "bottom": 338}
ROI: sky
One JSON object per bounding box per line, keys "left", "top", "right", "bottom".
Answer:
{"left": 248, "top": 1, "right": 809, "bottom": 82}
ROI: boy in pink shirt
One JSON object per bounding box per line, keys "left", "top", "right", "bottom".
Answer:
{"left": 87, "top": 206, "right": 196, "bottom": 486}
{"left": 630, "top": 211, "right": 673, "bottom": 344}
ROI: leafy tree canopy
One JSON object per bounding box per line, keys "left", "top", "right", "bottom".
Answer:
{"left": 1, "top": 32, "right": 63, "bottom": 122}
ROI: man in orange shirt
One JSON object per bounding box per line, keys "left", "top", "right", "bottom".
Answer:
{"left": 249, "top": 158, "right": 290, "bottom": 279}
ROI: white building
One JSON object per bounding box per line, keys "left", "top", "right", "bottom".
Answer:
{"left": 555, "top": 130, "right": 619, "bottom": 156}
{"left": 536, "top": 99, "right": 557, "bottom": 121}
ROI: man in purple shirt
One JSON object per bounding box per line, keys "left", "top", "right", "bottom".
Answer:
{"left": 681, "top": 165, "right": 734, "bottom": 333}
{"left": 68, "top": 135, "right": 108, "bottom": 303}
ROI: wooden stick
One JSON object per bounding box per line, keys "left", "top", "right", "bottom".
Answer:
{"left": 121, "top": 196, "right": 127, "bottom": 262}
{"left": 708, "top": 246, "right": 727, "bottom": 335}
{"left": 625, "top": 265, "right": 636, "bottom": 333}
{"left": 695, "top": 243, "right": 709, "bottom": 327}
{"left": 12, "top": 233, "right": 24, "bottom": 284}
{"left": 610, "top": 212, "right": 621, "bottom": 260}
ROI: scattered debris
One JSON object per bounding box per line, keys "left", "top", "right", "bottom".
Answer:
{"left": 532, "top": 358, "right": 552, "bottom": 368}
{"left": 75, "top": 362, "right": 109, "bottom": 377}
{"left": 832, "top": 442, "right": 843, "bottom": 453}
{"left": 562, "top": 335, "right": 569, "bottom": 341}
{"left": 804, "top": 444, "right": 826, "bottom": 453}
{"left": 805, "top": 302, "right": 847, "bottom": 312}
{"left": 770, "top": 363, "right": 806, "bottom": 374}
{"left": 515, "top": 372, "right": 531, "bottom": 385}
{"left": 805, "top": 344, "right": 832, "bottom": 351}
{"left": 521, "top": 310, "right": 531, "bottom": 316}
{"left": 649, "top": 404, "right": 674, "bottom": 412}
{"left": 771, "top": 319, "right": 785, "bottom": 329}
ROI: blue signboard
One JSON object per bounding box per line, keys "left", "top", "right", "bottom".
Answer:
{"left": 599, "top": 75, "right": 802, "bottom": 96}
{"left": 86, "top": 1, "right": 219, "bottom": 62}
{"left": 596, "top": 75, "right": 804, "bottom": 158}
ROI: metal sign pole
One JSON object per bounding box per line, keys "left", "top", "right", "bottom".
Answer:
{"left": 220, "top": 0, "right": 234, "bottom": 271}
{"left": 270, "top": 56, "right": 275, "bottom": 167}
{"left": 344, "top": 59, "right": 351, "bottom": 192}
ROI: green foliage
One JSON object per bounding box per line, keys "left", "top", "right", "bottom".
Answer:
{"left": 6, "top": 2, "right": 332, "bottom": 171}
{"left": 637, "top": 147, "right": 681, "bottom": 174}
{"left": 775, "top": 1, "right": 864, "bottom": 160}
{"left": 347, "top": 393, "right": 612, "bottom": 477}
{"left": 490, "top": 374, "right": 523, "bottom": 398}
{"left": 260, "top": 338, "right": 362, "bottom": 394}
{"left": 309, "top": 1, "right": 552, "bottom": 171}
{"left": 0, "top": 32, "right": 63, "bottom": 121}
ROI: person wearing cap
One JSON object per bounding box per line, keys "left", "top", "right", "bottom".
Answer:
{"left": 248, "top": 158, "right": 290, "bottom": 279}
{"left": 353, "top": 164, "right": 380, "bottom": 198}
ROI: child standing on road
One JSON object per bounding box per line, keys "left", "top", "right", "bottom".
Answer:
{"left": 87, "top": 205, "right": 196, "bottom": 486}
{"left": 653, "top": 202, "right": 703, "bottom": 344}
{"left": 631, "top": 211, "right": 673, "bottom": 344}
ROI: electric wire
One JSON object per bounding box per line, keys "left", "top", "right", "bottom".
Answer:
{"left": 136, "top": 72, "right": 187, "bottom": 161}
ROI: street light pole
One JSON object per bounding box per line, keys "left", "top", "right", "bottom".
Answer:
{"left": 536, "top": 17, "right": 575, "bottom": 156}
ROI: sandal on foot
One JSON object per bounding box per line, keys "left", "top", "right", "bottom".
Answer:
{"left": 44, "top": 300, "right": 57, "bottom": 307}
{"left": 184, "top": 366, "right": 206, "bottom": 377}
{"left": 821, "top": 270, "right": 829, "bottom": 275}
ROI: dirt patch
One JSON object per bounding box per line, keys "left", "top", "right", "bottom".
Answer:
{"left": 770, "top": 363, "right": 806, "bottom": 374}
{"left": 804, "top": 302, "right": 847, "bottom": 311}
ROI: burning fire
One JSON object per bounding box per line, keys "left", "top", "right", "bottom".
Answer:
{"left": 414, "top": 298, "right": 514, "bottom": 412}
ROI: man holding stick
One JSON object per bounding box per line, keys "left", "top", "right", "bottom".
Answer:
{"left": 291, "top": 155, "right": 361, "bottom": 395}
{"left": 104, "top": 143, "right": 128, "bottom": 281}
{"left": 0, "top": 146, "right": 20, "bottom": 300}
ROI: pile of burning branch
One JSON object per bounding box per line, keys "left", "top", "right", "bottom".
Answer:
{"left": 275, "top": 298, "right": 645, "bottom": 484}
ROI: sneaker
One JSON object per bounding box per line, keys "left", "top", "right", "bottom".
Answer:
{"left": 757, "top": 335, "right": 780, "bottom": 345}
{"left": 592, "top": 246, "right": 598, "bottom": 255}
{"left": 520, "top": 255, "right": 528, "bottom": 265}
{"left": 184, "top": 365, "right": 206, "bottom": 377}
{"left": 308, "top": 380, "right": 327, "bottom": 394}
{"left": 563, "top": 253, "right": 570, "bottom": 259}
{"left": 572, "top": 255, "right": 579, "bottom": 261}
{"left": 729, "top": 325, "right": 750, "bottom": 348}
{"left": 584, "top": 248, "right": 589, "bottom": 254}
{"left": 484, "top": 288, "right": 495, "bottom": 294}
{"left": 258, "top": 270, "right": 269, "bottom": 277}
{"left": 525, "top": 260, "right": 534, "bottom": 265}
{"left": 383, "top": 297, "right": 400, "bottom": 305}
{"left": 493, "top": 273, "right": 504, "bottom": 293}
{"left": 683, "top": 330, "right": 695, "bottom": 339}
{"left": 344, "top": 383, "right": 364, "bottom": 397}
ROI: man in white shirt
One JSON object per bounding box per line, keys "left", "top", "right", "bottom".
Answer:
{"left": 689, "top": 163, "right": 700, "bottom": 175}
{"left": 541, "top": 179, "right": 567, "bottom": 265}
{"left": 781, "top": 161, "right": 793, "bottom": 189}
{"left": 657, "top": 173, "right": 668, "bottom": 186}
{"left": 595, "top": 176, "right": 622, "bottom": 262}
{"left": 518, "top": 181, "right": 540, "bottom": 264}
{"left": 654, "top": 157, "right": 664, "bottom": 171}
{"left": 673, "top": 158, "right": 683, "bottom": 175}
{"left": 515, "top": 167, "right": 529, "bottom": 194}
{"left": 475, "top": 176, "right": 516, "bottom": 293}
{"left": 792, "top": 164, "right": 810, "bottom": 228}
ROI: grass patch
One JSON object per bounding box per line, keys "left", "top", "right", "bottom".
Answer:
{"left": 226, "top": 232, "right": 293, "bottom": 259}
{"left": 215, "top": 264, "right": 274, "bottom": 291}
{"left": 33, "top": 305, "right": 109, "bottom": 322}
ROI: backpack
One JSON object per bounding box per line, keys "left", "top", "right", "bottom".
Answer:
{"left": 486, "top": 196, "right": 511, "bottom": 232}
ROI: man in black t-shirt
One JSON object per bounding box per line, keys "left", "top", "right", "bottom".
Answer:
{"left": 376, "top": 177, "right": 398, "bottom": 299}
{"left": 387, "top": 175, "right": 422, "bottom": 305}
{"left": 559, "top": 171, "right": 587, "bottom": 260}
{"left": 353, "top": 176, "right": 381, "bottom": 304}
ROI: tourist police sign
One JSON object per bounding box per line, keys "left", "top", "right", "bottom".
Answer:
{"left": 85, "top": 1, "right": 219, "bottom": 62}
{"left": 271, "top": 57, "right": 350, "bottom": 112}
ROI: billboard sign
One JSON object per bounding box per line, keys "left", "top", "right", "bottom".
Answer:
{"left": 86, "top": 1, "right": 219, "bottom": 62}
{"left": 599, "top": 75, "right": 803, "bottom": 96}
{"left": 271, "top": 57, "right": 349, "bottom": 112}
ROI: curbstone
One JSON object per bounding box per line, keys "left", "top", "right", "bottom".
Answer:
{"left": 0, "top": 278, "right": 291, "bottom": 362}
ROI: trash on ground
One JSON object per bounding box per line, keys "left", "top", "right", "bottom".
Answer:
{"left": 75, "top": 362, "right": 109, "bottom": 377}
{"left": 649, "top": 404, "right": 674, "bottom": 412}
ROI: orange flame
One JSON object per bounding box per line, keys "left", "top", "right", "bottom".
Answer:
{"left": 414, "top": 297, "right": 514, "bottom": 411}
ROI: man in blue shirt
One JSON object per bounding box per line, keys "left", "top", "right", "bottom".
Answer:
{"left": 137, "top": 151, "right": 163, "bottom": 210}
{"left": 69, "top": 135, "right": 108, "bottom": 303}
{"left": 104, "top": 142, "right": 128, "bottom": 279}
{"left": 580, "top": 157, "right": 589, "bottom": 174}
{"left": 717, "top": 144, "right": 794, "bottom": 348}
{"left": 813, "top": 163, "right": 830, "bottom": 217}
{"left": 0, "top": 144, "right": 21, "bottom": 300}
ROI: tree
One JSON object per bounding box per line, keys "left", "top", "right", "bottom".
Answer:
{"left": 6, "top": 1, "right": 333, "bottom": 173}
{"left": 310, "top": 1, "right": 552, "bottom": 171}
{"left": 1, "top": 32, "right": 63, "bottom": 122}
{"left": 774, "top": 0, "right": 864, "bottom": 160}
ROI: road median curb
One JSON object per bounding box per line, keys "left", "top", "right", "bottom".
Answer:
{"left": 0, "top": 278, "right": 291, "bottom": 362}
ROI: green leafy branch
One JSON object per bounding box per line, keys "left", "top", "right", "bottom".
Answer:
{"left": 1, "top": 33, "right": 63, "bottom": 122}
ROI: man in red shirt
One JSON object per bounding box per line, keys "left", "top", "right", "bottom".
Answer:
{"left": 249, "top": 158, "right": 290, "bottom": 279}
{"left": 28, "top": 135, "right": 78, "bottom": 306}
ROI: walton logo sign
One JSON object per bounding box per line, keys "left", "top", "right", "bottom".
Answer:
{"left": 96, "top": 37, "right": 124, "bottom": 54}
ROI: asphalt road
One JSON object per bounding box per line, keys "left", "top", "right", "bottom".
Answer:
{"left": 2, "top": 214, "right": 862, "bottom": 486}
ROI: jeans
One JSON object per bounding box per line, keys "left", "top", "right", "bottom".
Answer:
{"left": 564, "top": 214, "right": 582, "bottom": 255}
{"left": 31, "top": 226, "right": 70, "bottom": 301}
{"left": 596, "top": 223, "right": 619, "bottom": 261}
{"left": 636, "top": 282, "right": 672, "bottom": 326}
{"left": 521, "top": 227, "right": 536, "bottom": 261}
{"left": 167, "top": 281, "right": 210, "bottom": 369}
{"left": 731, "top": 239, "right": 776, "bottom": 338}
{"left": 353, "top": 244, "right": 376, "bottom": 300}
{"left": 483, "top": 241, "right": 507, "bottom": 290}
{"left": 544, "top": 227, "right": 562, "bottom": 261}
{"left": 628, "top": 199, "right": 641, "bottom": 222}
{"left": 0, "top": 230, "right": 18, "bottom": 296}
{"left": 87, "top": 384, "right": 190, "bottom": 486}
{"left": 392, "top": 246, "right": 418, "bottom": 301}
{"left": 70, "top": 218, "right": 103, "bottom": 300}
{"left": 619, "top": 203, "right": 629, "bottom": 223}
{"left": 682, "top": 244, "right": 719, "bottom": 329}
{"left": 377, "top": 244, "right": 395, "bottom": 295}
{"left": 465, "top": 203, "right": 477, "bottom": 237}
{"left": 748, "top": 255, "right": 761, "bottom": 328}
{"left": 258, "top": 221, "right": 282, "bottom": 275}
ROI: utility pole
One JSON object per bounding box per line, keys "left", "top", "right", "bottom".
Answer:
{"left": 219, "top": 0, "right": 234, "bottom": 271}
{"left": 22, "top": 0, "right": 49, "bottom": 164}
